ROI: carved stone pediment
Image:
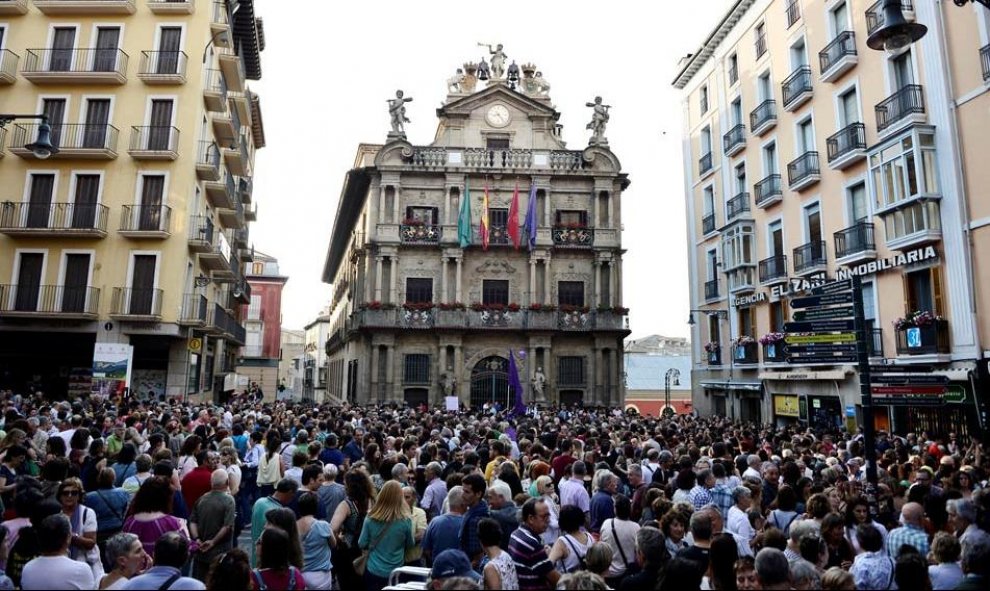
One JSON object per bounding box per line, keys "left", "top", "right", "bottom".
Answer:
{"left": 474, "top": 260, "right": 517, "bottom": 275}
{"left": 437, "top": 84, "right": 558, "bottom": 121}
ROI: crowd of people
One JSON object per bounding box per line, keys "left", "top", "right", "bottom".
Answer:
{"left": 0, "top": 388, "right": 987, "bottom": 590}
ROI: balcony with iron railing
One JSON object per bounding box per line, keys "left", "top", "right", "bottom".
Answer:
{"left": 0, "top": 201, "right": 108, "bottom": 237}
{"left": 826, "top": 122, "right": 866, "bottom": 170}
{"left": 786, "top": 0, "right": 801, "bottom": 27}
{"left": 723, "top": 124, "right": 746, "bottom": 157}
{"left": 187, "top": 215, "right": 216, "bottom": 252}
{"left": 203, "top": 68, "right": 228, "bottom": 112}
{"left": 834, "top": 222, "right": 877, "bottom": 265}
{"left": 755, "top": 33, "right": 767, "bottom": 59}
{"left": 699, "top": 151, "right": 714, "bottom": 177}
{"left": 204, "top": 167, "right": 236, "bottom": 210}
{"left": 754, "top": 174, "right": 782, "bottom": 207}
{"left": 896, "top": 319, "right": 950, "bottom": 356}
{"left": 129, "top": 126, "right": 179, "bottom": 160}
{"left": 763, "top": 341, "right": 787, "bottom": 363}
{"left": 552, "top": 225, "right": 595, "bottom": 248}
{"left": 787, "top": 151, "right": 820, "bottom": 191}
{"left": 704, "top": 279, "right": 720, "bottom": 301}
{"left": 217, "top": 193, "right": 244, "bottom": 230}
{"left": 726, "top": 192, "right": 751, "bottom": 222}
{"left": 217, "top": 47, "right": 246, "bottom": 93}
{"left": 409, "top": 146, "right": 586, "bottom": 172}
{"left": 0, "top": 0, "right": 28, "bottom": 15}
{"left": 148, "top": 0, "right": 194, "bottom": 14}
{"left": 196, "top": 141, "right": 222, "bottom": 181}
{"left": 0, "top": 49, "right": 18, "bottom": 84}
{"left": 178, "top": 293, "right": 208, "bottom": 326}
{"left": 21, "top": 47, "right": 128, "bottom": 84}
{"left": 33, "top": 0, "right": 135, "bottom": 14}
{"left": 10, "top": 122, "right": 119, "bottom": 159}
{"left": 702, "top": 213, "right": 716, "bottom": 236}
{"left": 876, "top": 84, "right": 926, "bottom": 134}
{"left": 819, "top": 30, "right": 858, "bottom": 83}
{"left": 399, "top": 224, "right": 441, "bottom": 245}
{"left": 982, "top": 44, "right": 990, "bottom": 81}
{"left": 733, "top": 341, "right": 759, "bottom": 364}
{"left": 110, "top": 287, "right": 163, "bottom": 320}
{"left": 793, "top": 240, "right": 827, "bottom": 276}
{"left": 119, "top": 204, "right": 171, "bottom": 238}
{"left": 211, "top": 101, "right": 240, "bottom": 144}
{"left": 758, "top": 254, "right": 788, "bottom": 285}
{"left": 238, "top": 177, "right": 253, "bottom": 204}
{"left": 210, "top": 1, "right": 233, "bottom": 47}
{"left": 782, "top": 66, "right": 813, "bottom": 111}
{"left": 355, "top": 307, "right": 629, "bottom": 333}
{"left": 750, "top": 100, "right": 777, "bottom": 135}
{"left": 866, "top": 0, "right": 915, "bottom": 37}
{"left": 0, "top": 284, "right": 99, "bottom": 318}
{"left": 138, "top": 50, "right": 187, "bottom": 84}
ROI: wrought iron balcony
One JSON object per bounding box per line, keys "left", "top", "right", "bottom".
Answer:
{"left": 726, "top": 192, "right": 751, "bottom": 221}
{"left": 33, "top": 1, "right": 135, "bottom": 14}
{"left": 793, "top": 240, "right": 828, "bottom": 275}
{"left": 148, "top": 0, "right": 194, "bottom": 14}
{"left": 119, "top": 204, "right": 172, "bottom": 237}
{"left": 203, "top": 68, "right": 228, "bottom": 112}
{"left": 876, "top": 84, "right": 926, "bottom": 134}
{"left": 723, "top": 124, "right": 746, "bottom": 157}
{"left": 866, "top": 0, "right": 914, "bottom": 37}
{"left": 400, "top": 224, "right": 441, "bottom": 245}
{"left": 138, "top": 50, "right": 187, "bottom": 84}
{"left": 204, "top": 168, "right": 236, "bottom": 210}
{"left": 781, "top": 66, "right": 813, "bottom": 111}
{"left": 826, "top": 122, "right": 866, "bottom": 169}
{"left": 733, "top": 341, "right": 759, "bottom": 364}
{"left": 819, "top": 31, "right": 858, "bottom": 82}
{"left": 787, "top": 151, "right": 820, "bottom": 191}
{"left": 210, "top": 1, "right": 233, "bottom": 48}
{"left": 0, "top": 0, "right": 27, "bottom": 15}
{"left": 552, "top": 225, "right": 595, "bottom": 248}
{"left": 755, "top": 33, "right": 767, "bottom": 59}
{"left": 223, "top": 132, "right": 251, "bottom": 176}
{"left": 834, "top": 222, "right": 877, "bottom": 263}
{"left": 178, "top": 293, "right": 208, "bottom": 326}
{"left": 10, "top": 123, "right": 118, "bottom": 159}
{"left": 129, "top": 126, "right": 179, "bottom": 160}
{"left": 758, "top": 254, "right": 788, "bottom": 284}
{"left": 0, "top": 49, "right": 18, "bottom": 84}
{"left": 0, "top": 201, "right": 108, "bottom": 237}
{"left": 196, "top": 141, "right": 222, "bottom": 181}
{"left": 22, "top": 47, "right": 128, "bottom": 84}
{"left": 754, "top": 174, "right": 782, "bottom": 207}
{"left": 699, "top": 152, "right": 713, "bottom": 176}
{"left": 982, "top": 44, "right": 990, "bottom": 81}
{"left": 110, "top": 287, "right": 163, "bottom": 320}
{"left": 188, "top": 215, "right": 216, "bottom": 252}
{"left": 217, "top": 194, "right": 244, "bottom": 230}
{"left": 704, "top": 279, "right": 720, "bottom": 301}
{"left": 786, "top": 0, "right": 801, "bottom": 27}
{"left": 750, "top": 100, "right": 777, "bottom": 135}
{"left": 0, "top": 284, "right": 99, "bottom": 318}
{"left": 211, "top": 104, "right": 240, "bottom": 144}
{"left": 702, "top": 213, "right": 716, "bottom": 235}
{"left": 896, "top": 319, "right": 949, "bottom": 356}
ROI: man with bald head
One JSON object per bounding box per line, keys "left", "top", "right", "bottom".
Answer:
{"left": 887, "top": 502, "right": 930, "bottom": 557}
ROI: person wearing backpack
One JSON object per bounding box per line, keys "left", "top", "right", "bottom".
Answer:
{"left": 600, "top": 495, "right": 641, "bottom": 587}
{"left": 548, "top": 505, "right": 595, "bottom": 574}
{"left": 767, "top": 485, "right": 800, "bottom": 537}
{"left": 120, "top": 531, "right": 204, "bottom": 590}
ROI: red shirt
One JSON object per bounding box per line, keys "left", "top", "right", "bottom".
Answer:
{"left": 551, "top": 453, "right": 576, "bottom": 484}
{"left": 181, "top": 466, "right": 213, "bottom": 510}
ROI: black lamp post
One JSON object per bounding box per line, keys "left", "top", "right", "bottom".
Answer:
{"left": 664, "top": 368, "right": 680, "bottom": 414}
{"left": 0, "top": 114, "right": 58, "bottom": 159}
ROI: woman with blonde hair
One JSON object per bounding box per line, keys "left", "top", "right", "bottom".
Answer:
{"left": 535, "top": 475, "right": 560, "bottom": 544}
{"left": 358, "top": 480, "right": 414, "bottom": 591}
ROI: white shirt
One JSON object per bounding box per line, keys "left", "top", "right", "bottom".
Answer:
{"left": 21, "top": 555, "right": 95, "bottom": 590}
{"left": 600, "top": 518, "right": 640, "bottom": 577}
{"left": 743, "top": 467, "right": 761, "bottom": 481}
{"left": 726, "top": 505, "right": 755, "bottom": 542}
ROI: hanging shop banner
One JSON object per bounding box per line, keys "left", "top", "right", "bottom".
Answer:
{"left": 774, "top": 395, "right": 801, "bottom": 417}
{"left": 91, "top": 344, "right": 134, "bottom": 398}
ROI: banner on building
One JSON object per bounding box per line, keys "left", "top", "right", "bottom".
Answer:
{"left": 91, "top": 344, "right": 134, "bottom": 398}
{"left": 773, "top": 394, "right": 800, "bottom": 417}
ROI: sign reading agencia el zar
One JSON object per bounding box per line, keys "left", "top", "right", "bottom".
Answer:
{"left": 733, "top": 246, "right": 938, "bottom": 307}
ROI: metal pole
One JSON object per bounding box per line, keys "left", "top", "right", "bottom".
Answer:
{"left": 664, "top": 371, "right": 671, "bottom": 410}
{"left": 853, "top": 275, "right": 878, "bottom": 485}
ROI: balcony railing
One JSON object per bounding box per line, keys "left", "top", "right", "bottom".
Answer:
{"left": 754, "top": 174, "right": 782, "bottom": 207}
{"left": 22, "top": 47, "right": 128, "bottom": 83}
{"left": 867, "top": 0, "right": 914, "bottom": 36}
{"left": 876, "top": 84, "right": 925, "bottom": 133}
{"left": 178, "top": 293, "right": 208, "bottom": 325}
{"left": 149, "top": 0, "right": 195, "bottom": 14}
{"left": 129, "top": 126, "right": 179, "bottom": 159}
{"left": 781, "top": 66, "right": 813, "bottom": 109}
{"left": 110, "top": 287, "right": 163, "bottom": 319}
{"left": 197, "top": 140, "right": 221, "bottom": 180}
{"left": 705, "top": 279, "right": 719, "bottom": 301}
{"left": 0, "top": 284, "right": 99, "bottom": 317}
{"left": 356, "top": 308, "right": 629, "bottom": 333}
{"left": 787, "top": 151, "right": 820, "bottom": 189}
{"left": 826, "top": 123, "right": 866, "bottom": 164}
{"left": 750, "top": 100, "right": 777, "bottom": 133}
{"left": 733, "top": 341, "right": 759, "bottom": 364}
{"left": 551, "top": 226, "right": 595, "bottom": 247}
{"left": 763, "top": 342, "right": 787, "bottom": 363}
{"left": 0, "top": 201, "right": 108, "bottom": 235}
{"left": 0, "top": 49, "right": 18, "bottom": 83}
{"left": 896, "top": 319, "right": 950, "bottom": 356}
{"left": 138, "top": 50, "right": 187, "bottom": 83}
{"left": 33, "top": 0, "right": 136, "bottom": 14}
{"left": 755, "top": 33, "right": 767, "bottom": 59}
{"left": 120, "top": 204, "right": 171, "bottom": 235}
{"left": 702, "top": 213, "right": 716, "bottom": 235}
{"left": 982, "top": 44, "right": 990, "bottom": 81}
{"left": 188, "top": 215, "right": 216, "bottom": 248}
{"left": 723, "top": 124, "right": 746, "bottom": 155}
{"left": 203, "top": 68, "right": 228, "bottom": 111}
{"left": 707, "top": 347, "right": 723, "bottom": 366}
{"left": 726, "top": 192, "right": 751, "bottom": 221}
{"left": 11, "top": 123, "right": 118, "bottom": 157}
{"left": 786, "top": 0, "right": 801, "bottom": 27}
{"left": 399, "top": 224, "right": 441, "bottom": 244}
{"left": 819, "top": 31, "right": 857, "bottom": 79}
{"left": 699, "top": 152, "right": 713, "bottom": 176}
{"left": 793, "top": 240, "right": 827, "bottom": 274}
{"left": 834, "top": 222, "right": 876, "bottom": 260}
{"left": 759, "top": 254, "right": 788, "bottom": 283}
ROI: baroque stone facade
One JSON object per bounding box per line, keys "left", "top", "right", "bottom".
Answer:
{"left": 321, "top": 73, "right": 630, "bottom": 408}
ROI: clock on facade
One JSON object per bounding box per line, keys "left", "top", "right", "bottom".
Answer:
{"left": 485, "top": 104, "right": 511, "bottom": 127}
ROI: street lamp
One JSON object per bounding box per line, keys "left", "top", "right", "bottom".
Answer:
{"left": 686, "top": 309, "right": 728, "bottom": 326}
{"left": 866, "top": 0, "right": 929, "bottom": 51}
{"left": 0, "top": 114, "right": 58, "bottom": 159}
{"left": 664, "top": 368, "right": 680, "bottom": 415}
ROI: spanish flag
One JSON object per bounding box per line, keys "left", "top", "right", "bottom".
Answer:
{"left": 480, "top": 184, "right": 491, "bottom": 250}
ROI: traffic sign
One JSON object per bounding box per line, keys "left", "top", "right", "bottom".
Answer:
{"left": 943, "top": 385, "right": 966, "bottom": 404}
{"left": 785, "top": 344, "right": 859, "bottom": 355}
{"left": 868, "top": 365, "right": 935, "bottom": 373}
{"left": 786, "top": 333, "right": 857, "bottom": 344}
{"left": 870, "top": 374, "right": 950, "bottom": 386}
{"left": 791, "top": 292, "right": 855, "bottom": 309}
{"left": 874, "top": 396, "right": 944, "bottom": 407}
{"left": 871, "top": 385, "right": 948, "bottom": 395}
{"left": 793, "top": 306, "right": 855, "bottom": 322}
{"left": 787, "top": 355, "right": 859, "bottom": 364}
{"left": 808, "top": 280, "right": 853, "bottom": 296}
{"left": 784, "top": 320, "right": 856, "bottom": 332}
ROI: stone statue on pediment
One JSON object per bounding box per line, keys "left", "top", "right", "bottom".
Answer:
{"left": 447, "top": 68, "right": 465, "bottom": 93}
{"left": 388, "top": 90, "right": 413, "bottom": 137}
{"left": 586, "top": 96, "right": 611, "bottom": 145}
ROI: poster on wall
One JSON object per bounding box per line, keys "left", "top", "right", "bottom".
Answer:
{"left": 91, "top": 344, "right": 134, "bottom": 399}
{"left": 773, "top": 395, "right": 801, "bottom": 417}
{"left": 132, "top": 369, "right": 167, "bottom": 400}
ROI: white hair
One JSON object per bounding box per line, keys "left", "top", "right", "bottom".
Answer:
{"left": 323, "top": 463, "right": 338, "bottom": 480}
{"left": 489, "top": 481, "right": 512, "bottom": 501}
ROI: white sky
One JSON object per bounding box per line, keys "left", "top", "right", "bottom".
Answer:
{"left": 249, "top": 0, "right": 735, "bottom": 340}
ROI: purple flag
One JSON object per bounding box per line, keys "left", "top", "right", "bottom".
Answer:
{"left": 508, "top": 350, "right": 526, "bottom": 417}
{"left": 523, "top": 184, "right": 538, "bottom": 251}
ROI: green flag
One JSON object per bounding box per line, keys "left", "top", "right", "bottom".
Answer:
{"left": 457, "top": 183, "right": 472, "bottom": 248}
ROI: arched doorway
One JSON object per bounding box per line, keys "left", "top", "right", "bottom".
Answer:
{"left": 470, "top": 356, "right": 509, "bottom": 410}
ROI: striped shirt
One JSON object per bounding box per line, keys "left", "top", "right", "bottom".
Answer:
{"left": 509, "top": 524, "right": 554, "bottom": 591}
{"left": 887, "top": 523, "right": 929, "bottom": 558}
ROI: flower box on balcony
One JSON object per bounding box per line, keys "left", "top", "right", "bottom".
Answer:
{"left": 528, "top": 303, "right": 557, "bottom": 312}
{"left": 894, "top": 315, "right": 949, "bottom": 356}
{"left": 437, "top": 302, "right": 466, "bottom": 311}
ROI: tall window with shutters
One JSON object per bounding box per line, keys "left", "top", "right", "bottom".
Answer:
{"left": 557, "top": 356, "right": 586, "bottom": 386}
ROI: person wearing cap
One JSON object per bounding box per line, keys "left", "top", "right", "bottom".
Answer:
{"left": 427, "top": 549, "right": 483, "bottom": 589}
{"left": 249, "top": 478, "right": 297, "bottom": 567}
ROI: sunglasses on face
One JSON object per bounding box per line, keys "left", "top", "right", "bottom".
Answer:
{"left": 61, "top": 490, "right": 81, "bottom": 497}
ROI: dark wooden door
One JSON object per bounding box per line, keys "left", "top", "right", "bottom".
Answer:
{"left": 72, "top": 174, "right": 100, "bottom": 229}
{"left": 84, "top": 99, "right": 111, "bottom": 149}
{"left": 61, "top": 254, "right": 90, "bottom": 313}
{"left": 26, "top": 174, "right": 54, "bottom": 229}
{"left": 157, "top": 27, "right": 182, "bottom": 74}
{"left": 50, "top": 27, "right": 75, "bottom": 71}
{"left": 147, "top": 101, "right": 174, "bottom": 150}
{"left": 14, "top": 254, "right": 43, "bottom": 312}
{"left": 139, "top": 176, "right": 165, "bottom": 231}
{"left": 42, "top": 99, "right": 66, "bottom": 148}
{"left": 93, "top": 27, "right": 120, "bottom": 72}
{"left": 129, "top": 255, "right": 157, "bottom": 315}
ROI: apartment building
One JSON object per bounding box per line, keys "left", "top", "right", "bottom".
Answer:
{"left": 320, "top": 59, "right": 630, "bottom": 408}
{"left": 0, "top": 0, "right": 265, "bottom": 401}
{"left": 235, "top": 251, "right": 286, "bottom": 394}
{"left": 674, "top": 0, "right": 989, "bottom": 434}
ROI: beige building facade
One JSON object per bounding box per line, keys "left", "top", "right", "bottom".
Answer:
{"left": 321, "top": 60, "right": 630, "bottom": 408}
{"left": 0, "top": 1, "right": 265, "bottom": 401}
{"left": 675, "top": 0, "right": 989, "bottom": 434}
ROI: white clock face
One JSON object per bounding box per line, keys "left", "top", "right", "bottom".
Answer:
{"left": 486, "top": 104, "right": 510, "bottom": 127}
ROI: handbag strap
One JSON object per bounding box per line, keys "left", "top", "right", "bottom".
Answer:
{"left": 157, "top": 572, "right": 182, "bottom": 591}
{"left": 365, "top": 518, "right": 395, "bottom": 550}
{"left": 611, "top": 520, "right": 632, "bottom": 567}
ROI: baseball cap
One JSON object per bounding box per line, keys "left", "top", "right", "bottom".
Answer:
{"left": 430, "top": 549, "right": 482, "bottom": 583}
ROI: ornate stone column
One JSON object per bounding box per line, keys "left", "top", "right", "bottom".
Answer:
{"left": 593, "top": 260, "right": 602, "bottom": 307}
{"left": 440, "top": 256, "right": 448, "bottom": 304}
{"left": 529, "top": 259, "right": 537, "bottom": 306}
{"left": 543, "top": 256, "right": 552, "bottom": 305}
{"left": 389, "top": 258, "right": 398, "bottom": 304}
{"left": 455, "top": 256, "right": 463, "bottom": 302}
{"left": 374, "top": 256, "right": 384, "bottom": 301}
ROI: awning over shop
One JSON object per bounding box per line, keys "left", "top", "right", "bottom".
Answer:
{"left": 699, "top": 381, "right": 763, "bottom": 392}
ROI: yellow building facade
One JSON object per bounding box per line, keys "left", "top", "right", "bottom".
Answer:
{"left": 674, "top": 0, "right": 989, "bottom": 434}
{"left": 0, "top": 0, "right": 265, "bottom": 401}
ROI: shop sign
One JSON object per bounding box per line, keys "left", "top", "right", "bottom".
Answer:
{"left": 774, "top": 395, "right": 801, "bottom": 417}
{"left": 734, "top": 293, "right": 768, "bottom": 307}
{"left": 759, "top": 370, "right": 848, "bottom": 380}
{"left": 834, "top": 246, "right": 938, "bottom": 281}
{"left": 944, "top": 385, "right": 966, "bottom": 404}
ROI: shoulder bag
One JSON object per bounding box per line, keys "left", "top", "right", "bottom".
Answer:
{"left": 353, "top": 519, "right": 394, "bottom": 576}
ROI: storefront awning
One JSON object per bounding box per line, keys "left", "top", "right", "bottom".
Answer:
{"left": 699, "top": 381, "right": 763, "bottom": 392}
